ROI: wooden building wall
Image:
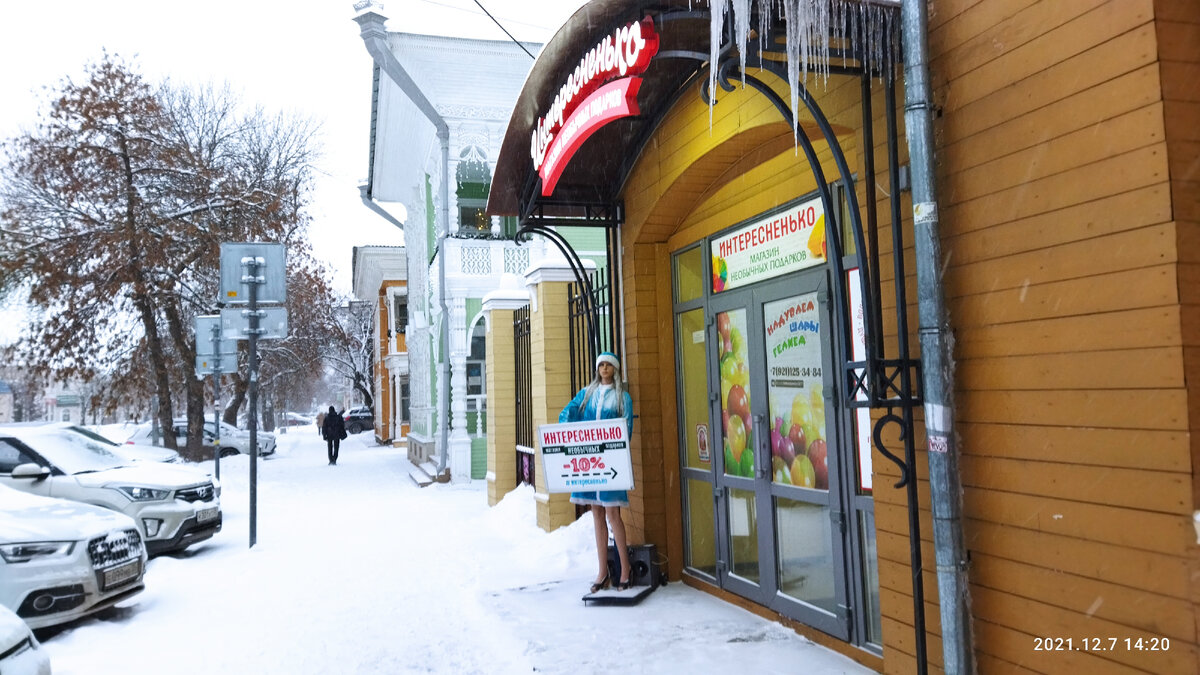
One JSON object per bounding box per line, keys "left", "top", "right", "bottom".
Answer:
{"left": 609, "top": 1, "right": 1197, "bottom": 673}
{"left": 923, "top": 0, "right": 1199, "bottom": 672}
{"left": 376, "top": 280, "right": 407, "bottom": 441}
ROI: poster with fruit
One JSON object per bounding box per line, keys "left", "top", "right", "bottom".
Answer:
{"left": 763, "top": 292, "right": 829, "bottom": 490}
{"left": 717, "top": 308, "right": 754, "bottom": 478}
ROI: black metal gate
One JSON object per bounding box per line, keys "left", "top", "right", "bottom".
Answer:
{"left": 568, "top": 263, "right": 621, "bottom": 393}
{"left": 514, "top": 304, "right": 534, "bottom": 486}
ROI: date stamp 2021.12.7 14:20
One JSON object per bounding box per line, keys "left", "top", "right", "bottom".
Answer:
{"left": 1033, "top": 637, "right": 1170, "bottom": 653}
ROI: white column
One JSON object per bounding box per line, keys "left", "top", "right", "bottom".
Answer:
{"left": 390, "top": 371, "right": 399, "bottom": 441}
{"left": 449, "top": 296, "right": 472, "bottom": 482}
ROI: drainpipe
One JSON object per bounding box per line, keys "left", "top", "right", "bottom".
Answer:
{"left": 436, "top": 131, "right": 451, "bottom": 476}
{"left": 355, "top": 4, "right": 453, "bottom": 477}
{"left": 900, "top": 1, "right": 974, "bottom": 673}
{"left": 358, "top": 183, "right": 404, "bottom": 229}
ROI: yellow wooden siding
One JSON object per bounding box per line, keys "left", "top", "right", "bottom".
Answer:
{"left": 1155, "top": 0, "right": 1200, "bottom": 652}
{"left": 612, "top": 0, "right": 1199, "bottom": 670}
{"left": 927, "top": 0, "right": 1199, "bottom": 671}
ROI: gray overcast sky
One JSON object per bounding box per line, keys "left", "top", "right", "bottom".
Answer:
{"left": 0, "top": 0, "right": 585, "bottom": 300}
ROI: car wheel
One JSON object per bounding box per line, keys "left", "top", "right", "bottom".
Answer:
{"left": 219, "top": 447, "right": 238, "bottom": 458}
{"left": 347, "top": 422, "right": 362, "bottom": 434}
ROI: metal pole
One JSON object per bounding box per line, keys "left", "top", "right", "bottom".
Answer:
{"left": 901, "top": 1, "right": 973, "bottom": 672}
{"left": 245, "top": 256, "right": 262, "bottom": 549}
{"left": 211, "top": 323, "right": 222, "bottom": 482}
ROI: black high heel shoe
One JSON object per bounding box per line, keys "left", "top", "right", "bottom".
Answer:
{"left": 617, "top": 572, "right": 632, "bottom": 591}
{"left": 589, "top": 574, "right": 611, "bottom": 594}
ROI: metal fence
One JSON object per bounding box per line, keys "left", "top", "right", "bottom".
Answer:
{"left": 513, "top": 304, "right": 534, "bottom": 485}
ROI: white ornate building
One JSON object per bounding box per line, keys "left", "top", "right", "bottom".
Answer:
{"left": 354, "top": 5, "right": 553, "bottom": 482}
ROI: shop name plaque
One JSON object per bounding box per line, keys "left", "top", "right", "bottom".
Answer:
{"left": 711, "top": 196, "right": 827, "bottom": 292}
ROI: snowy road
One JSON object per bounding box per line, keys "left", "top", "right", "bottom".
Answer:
{"left": 39, "top": 431, "right": 875, "bottom": 674}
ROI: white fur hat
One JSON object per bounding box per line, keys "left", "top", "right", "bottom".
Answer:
{"left": 596, "top": 351, "right": 620, "bottom": 370}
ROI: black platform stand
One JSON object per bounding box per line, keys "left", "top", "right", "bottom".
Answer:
{"left": 582, "top": 583, "right": 656, "bottom": 606}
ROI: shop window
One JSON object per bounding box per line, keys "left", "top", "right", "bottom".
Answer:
{"left": 829, "top": 179, "right": 856, "bottom": 257}
{"left": 674, "top": 245, "right": 704, "bottom": 304}
{"left": 859, "top": 510, "right": 883, "bottom": 647}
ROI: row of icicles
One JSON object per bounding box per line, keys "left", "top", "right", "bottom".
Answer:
{"left": 700, "top": 0, "right": 900, "bottom": 139}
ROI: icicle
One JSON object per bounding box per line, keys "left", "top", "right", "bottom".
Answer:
{"left": 710, "top": 0, "right": 728, "bottom": 126}
{"left": 732, "top": 0, "right": 751, "bottom": 85}
{"left": 783, "top": 0, "right": 801, "bottom": 143}
{"left": 758, "top": 0, "right": 774, "bottom": 60}
{"left": 704, "top": 0, "right": 900, "bottom": 138}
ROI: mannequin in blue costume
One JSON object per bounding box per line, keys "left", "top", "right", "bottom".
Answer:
{"left": 559, "top": 351, "right": 634, "bottom": 592}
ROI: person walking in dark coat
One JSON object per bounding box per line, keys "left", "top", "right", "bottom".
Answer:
{"left": 321, "top": 406, "right": 346, "bottom": 465}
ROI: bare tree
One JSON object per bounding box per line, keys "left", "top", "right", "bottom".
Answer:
{"left": 0, "top": 54, "right": 328, "bottom": 460}
{"left": 324, "top": 300, "right": 375, "bottom": 412}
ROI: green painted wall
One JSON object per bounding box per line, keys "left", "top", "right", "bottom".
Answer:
{"left": 557, "top": 226, "right": 609, "bottom": 277}
{"left": 466, "top": 297, "right": 482, "bottom": 329}
{"left": 471, "top": 436, "right": 487, "bottom": 479}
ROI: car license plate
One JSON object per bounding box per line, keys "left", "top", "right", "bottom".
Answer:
{"left": 197, "top": 506, "right": 218, "bottom": 523}
{"left": 102, "top": 560, "right": 141, "bottom": 590}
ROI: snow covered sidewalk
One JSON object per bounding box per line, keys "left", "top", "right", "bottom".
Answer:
{"left": 40, "top": 430, "right": 875, "bottom": 674}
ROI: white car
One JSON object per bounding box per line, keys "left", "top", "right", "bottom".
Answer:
{"left": 0, "top": 603, "right": 51, "bottom": 674}
{"left": 1, "top": 484, "right": 146, "bottom": 633}
{"left": 203, "top": 419, "right": 276, "bottom": 456}
{"left": 0, "top": 427, "right": 221, "bottom": 556}
{"left": 0, "top": 423, "right": 180, "bottom": 464}
{"left": 127, "top": 420, "right": 275, "bottom": 457}
{"left": 66, "top": 425, "right": 181, "bottom": 464}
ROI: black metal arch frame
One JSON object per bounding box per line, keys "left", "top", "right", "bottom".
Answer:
{"left": 512, "top": 222, "right": 602, "bottom": 358}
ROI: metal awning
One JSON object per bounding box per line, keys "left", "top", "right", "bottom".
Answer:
{"left": 487, "top": 0, "right": 712, "bottom": 221}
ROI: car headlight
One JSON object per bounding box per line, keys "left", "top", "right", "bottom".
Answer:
{"left": 0, "top": 541, "right": 75, "bottom": 563}
{"left": 115, "top": 486, "right": 171, "bottom": 501}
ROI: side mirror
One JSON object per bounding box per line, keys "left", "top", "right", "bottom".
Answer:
{"left": 12, "top": 463, "right": 51, "bottom": 481}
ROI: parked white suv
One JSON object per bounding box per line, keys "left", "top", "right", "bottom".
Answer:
{"left": 0, "top": 426, "right": 221, "bottom": 556}
{"left": 3, "top": 422, "right": 181, "bottom": 464}
{"left": 0, "top": 484, "right": 146, "bottom": 631}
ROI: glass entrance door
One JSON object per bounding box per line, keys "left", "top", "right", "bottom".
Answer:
{"left": 709, "top": 273, "right": 850, "bottom": 639}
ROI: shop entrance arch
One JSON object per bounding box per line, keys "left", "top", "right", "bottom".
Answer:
{"left": 663, "top": 11, "right": 916, "bottom": 654}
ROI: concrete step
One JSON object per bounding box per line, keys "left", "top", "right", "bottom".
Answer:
{"left": 408, "top": 468, "right": 434, "bottom": 488}
{"left": 408, "top": 460, "right": 449, "bottom": 487}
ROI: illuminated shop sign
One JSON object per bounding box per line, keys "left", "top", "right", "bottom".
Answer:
{"left": 531, "top": 16, "right": 659, "bottom": 196}
{"left": 711, "top": 196, "right": 827, "bottom": 292}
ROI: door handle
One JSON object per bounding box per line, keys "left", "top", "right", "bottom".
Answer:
{"left": 753, "top": 413, "right": 769, "bottom": 479}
